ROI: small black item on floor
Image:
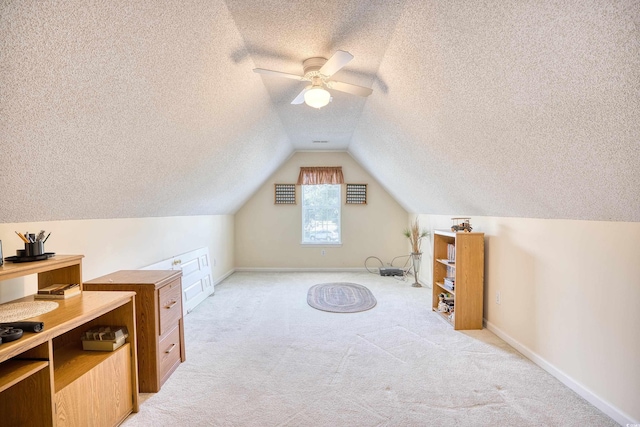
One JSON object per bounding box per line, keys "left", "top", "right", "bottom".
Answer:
{"left": 379, "top": 267, "right": 404, "bottom": 276}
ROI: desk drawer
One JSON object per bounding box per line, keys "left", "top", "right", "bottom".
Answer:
{"left": 158, "top": 279, "right": 182, "bottom": 337}
{"left": 158, "top": 324, "right": 181, "bottom": 385}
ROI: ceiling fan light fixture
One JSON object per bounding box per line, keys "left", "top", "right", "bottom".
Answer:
{"left": 256, "top": 51, "right": 372, "bottom": 107}
{"left": 304, "top": 86, "right": 331, "bottom": 109}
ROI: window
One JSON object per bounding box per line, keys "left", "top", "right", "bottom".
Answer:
{"left": 302, "top": 184, "right": 341, "bottom": 244}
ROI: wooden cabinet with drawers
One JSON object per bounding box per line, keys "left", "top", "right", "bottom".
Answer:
{"left": 84, "top": 270, "right": 185, "bottom": 392}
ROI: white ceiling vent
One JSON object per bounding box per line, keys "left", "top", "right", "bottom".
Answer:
{"left": 312, "top": 140, "right": 329, "bottom": 144}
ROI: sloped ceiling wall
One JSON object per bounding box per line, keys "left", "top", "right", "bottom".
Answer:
{"left": 1, "top": 0, "right": 638, "bottom": 223}
{"left": 350, "top": 0, "right": 640, "bottom": 221}
{"left": 0, "top": 0, "right": 292, "bottom": 223}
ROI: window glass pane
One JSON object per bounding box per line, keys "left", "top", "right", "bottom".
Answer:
{"left": 302, "top": 184, "right": 341, "bottom": 244}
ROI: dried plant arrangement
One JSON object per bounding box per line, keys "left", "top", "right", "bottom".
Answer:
{"left": 403, "top": 219, "right": 429, "bottom": 254}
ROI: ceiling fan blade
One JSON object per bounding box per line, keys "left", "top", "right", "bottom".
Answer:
{"left": 291, "top": 86, "right": 311, "bottom": 104}
{"left": 319, "top": 50, "right": 353, "bottom": 77}
{"left": 328, "top": 81, "right": 373, "bottom": 97}
{"left": 253, "top": 68, "right": 304, "bottom": 81}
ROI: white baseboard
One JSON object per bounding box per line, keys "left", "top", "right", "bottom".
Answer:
{"left": 212, "top": 268, "right": 235, "bottom": 288}
{"left": 484, "top": 320, "right": 636, "bottom": 426}
{"left": 234, "top": 267, "right": 369, "bottom": 273}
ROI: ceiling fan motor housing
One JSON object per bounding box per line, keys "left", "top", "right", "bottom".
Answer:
{"left": 303, "top": 57, "right": 327, "bottom": 78}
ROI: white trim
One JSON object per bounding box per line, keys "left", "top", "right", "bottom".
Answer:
{"left": 213, "top": 268, "right": 235, "bottom": 287}
{"left": 484, "top": 319, "right": 637, "bottom": 426}
{"left": 234, "top": 267, "right": 369, "bottom": 273}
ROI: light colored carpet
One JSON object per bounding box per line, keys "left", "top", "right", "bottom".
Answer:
{"left": 122, "top": 271, "right": 616, "bottom": 427}
{"left": 307, "top": 282, "right": 377, "bottom": 313}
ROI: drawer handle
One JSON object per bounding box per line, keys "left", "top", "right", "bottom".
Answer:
{"left": 165, "top": 343, "right": 176, "bottom": 354}
{"left": 164, "top": 300, "right": 177, "bottom": 309}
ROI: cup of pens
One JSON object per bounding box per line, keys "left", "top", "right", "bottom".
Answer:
{"left": 25, "top": 241, "right": 45, "bottom": 257}
{"left": 15, "top": 230, "right": 50, "bottom": 258}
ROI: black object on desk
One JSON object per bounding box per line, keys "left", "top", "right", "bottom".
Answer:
{"left": 4, "top": 252, "right": 56, "bottom": 263}
{"left": 0, "top": 321, "right": 45, "bottom": 333}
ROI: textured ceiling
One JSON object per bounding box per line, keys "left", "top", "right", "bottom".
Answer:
{"left": 349, "top": 0, "right": 640, "bottom": 221}
{"left": 0, "top": 0, "right": 639, "bottom": 223}
{"left": 225, "top": 0, "right": 407, "bottom": 149}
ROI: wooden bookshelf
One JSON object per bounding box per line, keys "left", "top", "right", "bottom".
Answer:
{"left": 432, "top": 230, "right": 485, "bottom": 330}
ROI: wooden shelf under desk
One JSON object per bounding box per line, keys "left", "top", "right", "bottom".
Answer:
{"left": 54, "top": 341, "right": 131, "bottom": 392}
{"left": 0, "top": 359, "right": 49, "bottom": 393}
{"left": 0, "top": 291, "right": 138, "bottom": 364}
{"left": 54, "top": 342, "right": 134, "bottom": 427}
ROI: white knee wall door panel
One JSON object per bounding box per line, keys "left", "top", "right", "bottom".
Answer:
{"left": 141, "top": 247, "right": 214, "bottom": 315}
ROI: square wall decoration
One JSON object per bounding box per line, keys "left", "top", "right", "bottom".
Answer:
{"left": 346, "top": 184, "right": 367, "bottom": 204}
{"left": 274, "top": 184, "right": 296, "bottom": 204}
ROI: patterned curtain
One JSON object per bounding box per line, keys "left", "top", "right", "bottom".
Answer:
{"left": 296, "top": 167, "right": 344, "bottom": 185}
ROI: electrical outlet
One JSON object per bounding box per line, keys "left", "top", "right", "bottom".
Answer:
{"left": 496, "top": 291, "right": 501, "bottom": 305}
{"left": 321, "top": 249, "right": 326, "bottom": 256}
{"left": 213, "top": 258, "right": 217, "bottom": 267}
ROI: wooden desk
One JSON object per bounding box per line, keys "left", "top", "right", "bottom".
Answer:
{"left": 0, "top": 256, "right": 139, "bottom": 426}
{"left": 0, "top": 291, "right": 139, "bottom": 426}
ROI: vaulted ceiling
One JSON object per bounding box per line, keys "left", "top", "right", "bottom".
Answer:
{"left": 1, "top": 0, "right": 638, "bottom": 223}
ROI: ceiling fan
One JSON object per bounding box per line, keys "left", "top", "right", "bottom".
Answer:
{"left": 253, "top": 50, "right": 373, "bottom": 109}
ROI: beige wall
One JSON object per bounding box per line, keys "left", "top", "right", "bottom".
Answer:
{"left": 3, "top": 187, "right": 636, "bottom": 422}
{"left": 0, "top": 215, "right": 234, "bottom": 303}
{"left": 418, "top": 214, "right": 639, "bottom": 424}
{"left": 235, "top": 152, "right": 409, "bottom": 269}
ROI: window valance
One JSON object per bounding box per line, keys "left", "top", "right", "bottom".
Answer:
{"left": 296, "top": 167, "right": 344, "bottom": 185}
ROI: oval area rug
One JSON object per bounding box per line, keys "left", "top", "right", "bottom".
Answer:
{"left": 307, "top": 282, "right": 377, "bottom": 313}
